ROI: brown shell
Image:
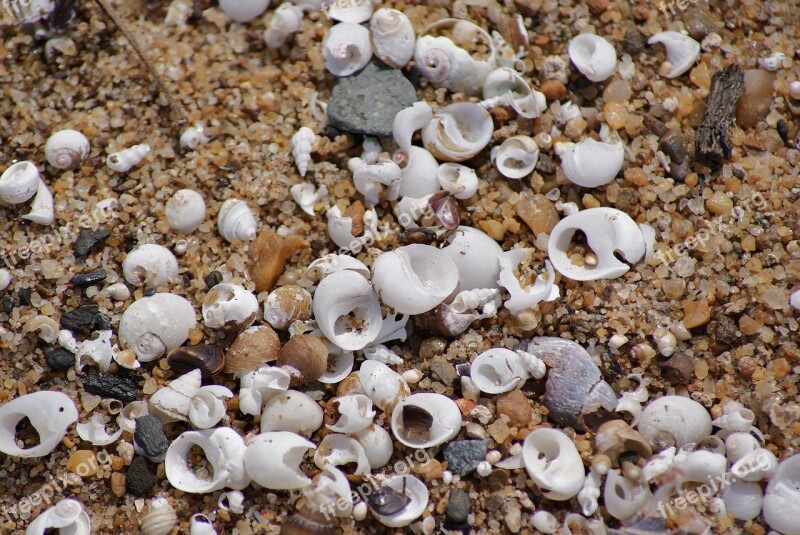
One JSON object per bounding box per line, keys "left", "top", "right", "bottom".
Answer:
{"left": 416, "top": 304, "right": 476, "bottom": 337}
{"left": 264, "top": 285, "right": 313, "bottom": 329}
{"left": 224, "top": 325, "right": 281, "bottom": 375}
{"left": 166, "top": 344, "right": 225, "bottom": 376}
{"left": 595, "top": 419, "right": 653, "bottom": 466}
{"left": 248, "top": 230, "right": 306, "bottom": 293}
{"left": 279, "top": 499, "right": 335, "bottom": 535}
{"left": 277, "top": 334, "right": 328, "bottom": 386}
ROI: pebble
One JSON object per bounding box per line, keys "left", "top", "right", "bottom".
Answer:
{"left": 67, "top": 450, "right": 98, "bottom": 477}
{"left": 83, "top": 372, "right": 140, "bottom": 402}
{"left": 429, "top": 355, "right": 458, "bottom": 386}
{"left": 539, "top": 80, "right": 567, "bottom": 101}
{"left": 60, "top": 304, "right": 109, "bottom": 334}
{"left": 736, "top": 70, "right": 775, "bottom": 130}
{"left": 327, "top": 62, "right": 417, "bottom": 137}
{"left": 683, "top": 299, "right": 711, "bottom": 328}
{"left": 659, "top": 130, "right": 687, "bottom": 164}
{"left": 623, "top": 28, "right": 646, "bottom": 54}
{"left": 125, "top": 456, "right": 158, "bottom": 497}
{"left": 659, "top": 352, "right": 694, "bottom": 384}
{"left": 443, "top": 439, "right": 487, "bottom": 476}
{"left": 71, "top": 268, "right": 107, "bottom": 288}
{"left": 445, "top": 488, "right": 471, "bottom": 525}
{"left": 495, "top": 389, "right": 532, "bottom": 428}
{"left": 204, "top": 270, "right": 224, "bottom": 289}
{"left": 110, "top": 472, "right": 127, "bottom": 497}
{"left": 74, "top": 229, "right": 110, "bottom": 257}
{"left": 133, "top": 415, "right": 169, "bottom": 461}
{"left": 45, "top": 347, "right": 75, "bottom": 371}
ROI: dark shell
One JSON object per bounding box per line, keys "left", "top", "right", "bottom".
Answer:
{"left": 166, "top": 344, "right": 225, "bottom": 376}
{"left": 400, "top": 405, "right": 433, "bottom": 443}
{"left": 366, "top": 479, "right": 410, "bottom": 516}
{"left": 429, "top": 191, "right": 460, "bottom": 230}
{"left": 416, "top": 304, "right": 476, "bottom": 337}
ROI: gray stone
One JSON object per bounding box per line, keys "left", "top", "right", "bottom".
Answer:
{"left": 327, "top": 62, "right": 417, "bottom": 137}
{"left": 133, "top": 415, "right": 169, "bottom": 461}
{"left": 445, "top": 488, "right": 470, "bottom": 524}
{"left": 443, "top": 439, "right": 487, "bottom": 476}
{"left": 125, "top": 456, "right": 158, "bottom": 497}
{"left": 430, "top": 355, "right": 458, "bottom": 385}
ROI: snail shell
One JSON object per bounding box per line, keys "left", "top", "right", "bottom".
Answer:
{"left": 276, "top": 334, "right": 329, "bottom": 386}
{"left": 149, "top": 368, "right": 201, "bottom": 423}
{"left": 556, "top": 128, "right": 624, "bottom": 187}
{"left": 437, "top": 163, "right": 477, "bottom": 199}
{"left": 470, "top": 348, "right": 528, "bottom": 394}
{"left": 313, "top": 433, "right": 371, "bottom": 475}
{"left": 76, "top": 412, "right": 122, "bottom": 446}
{"left": 393, "top": 101, "right": 433, "bottom": 154}
{"left": 291, "top": 127, "right": 315, "bottom": 177}
{"left": 313, "top": 269, "right": 382, "bottom": 351}
{"left": 636, "top": 395, "right": 712, "bottom": 449}
{"left": 413, "top": 35, "right": 493, "bottom": 96}
{"left": 322, "top": 22, "right": 372, "bottom": 77}
{"left": 202, "top": 282, "right": 259, "bottom": 333}
{"left": 264, "top": 2, "right": 304, "bottom": 49}
{"left": 190, "top": 514, "right": 217, "bottom": 535}
{"left": 603, "top": 470, "right": 652, "bottom": 522}
{"left": 21, "top": 178, "right": 55, "bottom": 225}
{"left": 26, "top": 499, "right": 91, "bottom": 535}
{"left": 44, "top": 129, "right": 90, "bottom": 170}
{"left": 421, "top": 102, "right": 493, "bottom": 162}
{"left": 140, "top": 498, "right": 177, "bottom": 535}
{"left": 391, "top": 392, "right": 461, "bottom": 448}
{"left": 358, "top": 360, "right": 409, "bottom": 412}
{"left": 165, "top": 427, "right": 251, "bottom": 492}
{"left": 243, "top": 431, "right": 316, "bottom": 489}
{"left": 0, "top": 161, "right": 39, "bottom": 204}
{"left": 523, "top": 428, "right": 586, "bottom": 500}
{"left": 595, "top": 419, "right": 652, "bottom": 466}
{"left": 568, "top": 33, "right": 617, "bottom": 83}
{"left": 261, "top": 390, "right": 323, "bottom": 436}
{"left": 443, "top": 226, "right": 504, "bottom": 291}
{"left": 326, "top": 394, "right": 375, "bottom": 434}
{"left": 326, "top": 0, "right": 372, "bottom": 22}
{"left": 371, "top": 474, "right": 429, "bottom": 528}
{"left": 482, "top": 67, "right": 547, "bottom": 119}
{"left": 118, "top": 293, "right": 197, "bottom": 362}
{"left": 351, "top": 424, "right": 393, "bottom": 469}
{"left": 723, "top": 480, "right": 763, "bottom": 521}
{"left": 0, "top": 390, "right": 78, "bottom": 458}
{"left": 491, "top": 135, "right": 540, "bottom": 180}
{"left": 648, "top": 31, "right": 701, "bottom": 79}
{"left": 218, "top": 0, "right": 269, "bottom": 22}
{"left": 122, "top": 244, "right": 179, "bottom": 287}
{"left": 225, "top": 325, "right": 281, "bottom": 375}
{"left": 370, "top": 8, "right": 415, "bottom": 69}
{"left": 22, "top": 315, "right": 60, "bottom": 343}
{"left": 217, "top": 198, "right": 257, "bottom": 242}
{"left": 165, "top": 189, "right": 206, "bottom": 234}
{"left": 396, "top": 146, "right": 440, "bottom": 199}
{"left": 0, "top": 268, "right": 11, "bottom": 291}
{"left": 264, "top": 285, "right": 313, "bottom": 330}
{"left": 764, "top": 454, "right": 800, "bottom": 534}
{"left": 106, "top": 143, "right": 150, "bottom": 173}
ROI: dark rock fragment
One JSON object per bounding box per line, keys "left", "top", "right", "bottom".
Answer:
{"left": 45, "top": 348, "right": 75, "bottom": 371}
{"left": 443, "top": 439, "right": 487, "bottom": 476}
{"left": 695, "top": 65, "right": 745, "bottom": 163}
{"left": 83, "top": 373, "right": 139, "bottom": 402}
{"left": 133, "top": 415, "right": 169, "bottom": 462}
{"left": 71, "top": 268, "right": 107, "bottom": 288}
{"left": 126, "top": 456, "right": 158, "bottom": 496}
{"left": 445, "top": 488, "right": 471, "bottom": 525}
{"left": 74, "top": 229, "right": 110, "bottom": 257}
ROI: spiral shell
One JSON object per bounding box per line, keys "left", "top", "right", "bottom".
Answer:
{"left": 276, "top": 334, "right": 329, "bottom": 386}
{"left": 491, "top": 135, "right": 540, "bottom": 180}
{"left": 119, "top": 293, "right": 197, "bottom": 362}
{"left": 291, "top": 127, "right": 315, "bottom": 177}
{"left": 26, "top": 499, "right": 91, "bottom": 535}
{"left": 107, "top": 143, "right": 150, "bottom": 173}
{"left": 636, "top": 395, "right": 712, "bottom": 449}
{"left": 218, "top": 0, "right": 269, "bottom": 22}
{"left": 217, "top": 198, "right": 257, "bottom": 242}
{"left": 122, "top": 244, "right": 179, "bottom": 287}
{"left": 44, "top": 129, "right": 90, "bottom": 170}
{"left": 263, "top": 284, "right": 312, "bottom": 329}
{"left": 421, "top": 103, "right": 494, "bottom": 162}
{"left": 568, "top": 34, "right": 617, "bottom": 83}
{"left": 523, "top": 428, "right": 586, "bottom": 500}
{"left": 225, "top": 325, "right": 281, "bottom": 375}
{"left": 370, "top": 8, "right": 415, "bottom": 69}
{"left": 165, "top": 189, "right": 206, "bottom": 233}
{"left": 202, "top": 282, "right": 259, "bottom": 332}
{"left": 264, "top": 2, "right": 304, "bottom": 49}
{"left": 322, "top": 22, "right": 372, "bottom": 77}
{"left": 414, "top": 35, "right": 493, "bottom": 96}
{"left": 0, "top": 161, "right": 39, "bottom": 204}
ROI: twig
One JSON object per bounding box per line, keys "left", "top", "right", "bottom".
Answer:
{"left": 695, "top": 64, "right": 745, "bottom": 164}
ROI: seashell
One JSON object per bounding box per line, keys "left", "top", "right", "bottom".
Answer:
{"left": 437, "top": 163, "right": 477, "bottom": 199}
{"left": 218, "top": 490, "right": 245, "bottom": 514}
{"left": 722, "top": 480, "right": 763, "bottom": 521}
{"left": 276, "top": 334, "right": 329, "bottom": 386}
{"left": 322, "top": 22, "right": 372, "bottom": 77}
{"left": 421, "top": 102, "right": 493, "bottom": 162}
{"left": 531, "top": 510, "right": 559, "bottom": 533}
{"left": 119, "top": 293, "right": 196, "bottom": 361}
{"left": 313, "top": 269, "right": 382, "bottom": 351}
{"left": 428, "top": 190, "right": 460, "bottom": 230}
{"left": 188, "top": 385, "right": 233, "bottom": 429}
{"left": 244, "top": 431, "right": 316, "bottom": 489}
{"left": 393, "top": 101, "right": 432, "bottom": 154}
{"left": 217, "top": 198, "right": 257, "bottom": 242}
{"left": 107, "top": 143, "right": 150, "bottom": 173}
{"left": 117, "top": 400, "right": 149, "bottom": 434}
{"left": 291, "top": 127, "right": 315, "bottom": 177}
{"left": 107, "top": 282, "right": 130, "bottom": 301}
{"left": 122, "top": 244, "right": 179, "bottom": 287}
{"left": 203, "top": 283, "right": 258, "bottom": 333}
{"left": 27, "top": 498, "right": 91, "bottom": 535}
{"left": 76, "top": 412, "right": 123, "bottom": 446}
{"left": 74, "top": 330, "right": 114, "bottom": 372}
{"left": 165, "top": 189, "right": 206, "bottom": 234}
{"left": 264, "top": 2, "right": 303, "bottom": 48}
{"left": 264, "top": 285, "right": 312, "bottom": 330}
{"left": 0, "top": 390, "right": 78, "bottom": 457}
{"left": 712, "top": 400, "right": 755, "bottom": 432}
{"left": 290, "top": 182, "right": 328, "bottom": 215}
{"left": 351, "top": 158, "right": 402, "bottom": 205}
{"left": 497, "top": 250, "right": 559, "bottom": 314}
{"left": 391, "top": 393, "right": 461, "bottom": 448}
{"left": 393, "top": 194, "right": 432, "bottom": 229}
{"left": 636, "top": 395, "right": 712, "bottom": 449}
{"left": 326, "top": 394, "right": 375, "bottom": 434}
{"left": 491, "top": 135, "right": 540, "bottom": 180}
{"left": 326, "top": 204, "right": 379, "bottom": 251}
{"left": 673, "top": 449, "right": 727, "bottom": 487}
{"left": 647, "top": 31, "right": 701, "bottom": 79}
{"left": 305, "top": 463, "right": 353, "bottom": 519}
{"left": 547, "top": 207, "right": 646, "bottom": 281}
{"left": 358, "top": 360, "right": 409, "bottom": 412}
{"left": 261, "top": 390, "right": 323, "bottom": 436}
{"left": 725, "top": 432, "right": 760, "bottom": 463}
{"left": 218, "top": 0, "right": 269, "bottom": 22}
{"left": 140, "top": 498, "right": 177, "bottom": 535}
{"left": 44, "top": 129, "right": 90, "bottom": 170}
{"left": 190, "top": 514, "right": 217, "bottom": 535}
{"left": 555, "top": 128, "right": 624, "bottom": 187}
{"left": 444, "top": 226, "right": 503, "bottom": 290}
{"left": 522, "top": 428, "right": 586, "bottom": 500}
{"left": 396, "top": 146, "right": 440, "bottom": 198}
{"left": 351, "top": 424, "right": 393, "bottom": 469}
{"left": 319, "top": 345, "right": 355, "bottom": 384}
{"left": 0, "top": 161, "right": 39, "bottom": 204}
{"left": 21, "top": 179, "right": 55, "bottom": 225}
{"left": 372, "top": 244, "right": 459, "bottom": 315}
{"left": 371, "top": 474, "right": 429, "bottom": 527}
{"left": 326, "top": 0, "right": 372, "bottom": 22}
{"left": 238, "top": 364, "right": 292, "bottom": 416}
{"left": 149, "top": 368, "right": 201, "bottom": 423}
{"left": 281, "top": 499, "right": 336, "bottom": 535}
{"left": 248, "top": 229, "right": 306, "bottom": 292}
{"left": 481, "top": 67, "right": 547, "bottom": 119}
{"left": 731, "top": 448, "right": 778, "bottom": 482}
{"left": 595, "top": 420, "right": 653, "bottom": 466}
{"left": 0, "top": 268, "right": 10, "bottom": 291}
{"left": 568, "top": 33, "right": 617, "bottom": 82}
{"left": 180, "top": 122, "right": 211, "bottom": 149}
{"left": 370, "top": 8, "right": 415, "bottom": 68}
{"left": 23, "top": 315, "right": 60, "bottom": 343}
{"left": 470, "top": 348, "right": 529, "bottom": 394}
{"left": 578, "top": 464, "right": 603, "bottom": 516}
{"left": 603, "top": 470, "right": 652, "bottom": 521}
{"left": 763, "top": 454, "right": 800, "bottom": 534}
{"left": 166, "top": 344, "right": 225, "bottom": 377}
{"left": 224, "top": 325, "right": 280, "bottom": 375}
{"left": 165, "top": 427, "right": 251, "bottom": 493}
{"left": 413, "top": 35, "right": 493, "bottom": 96}
{"left": 314, "top": 433, "right": 371, "bottom": 475}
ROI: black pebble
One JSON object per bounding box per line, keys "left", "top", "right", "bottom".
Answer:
{"left": 45, "top": 348, "right": 75, "bottom": 371}
{"left": 74, "top": 229, "right": 110, "bottom": 257}
{"left": 623, "top": 28, "right": 646, "bottom": 55}
{"left": 445, "top": 488, "right": 471, "bottom": 525}
{"left": 17, "top": 288, "right": 31, "bottom": 306}
{"left": 2, "top": 297, "right": 13, "bottom": 313}
{"left": 133, "top": 415, "right": 169, "bottom": 461}
{"left": 71, "top": 268, "right": 107, "bottom": 288}
{"left": 204, "top": 270, "right": 223, "bottom": 289}
{"left": 83, "top": 373, "right": 139, "bottom": 402}
{"left": 125, "top": 456, "right": 158, "bottom": 497}
{"left": 60, "top": 304, "right": 109, "bottom": 334}
{"left": 777, "top": 119, "right": 789, "bottom": 142}
{"left": 659, "top": 130, "right": 688, "bottom": 164}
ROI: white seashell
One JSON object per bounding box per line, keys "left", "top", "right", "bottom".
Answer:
{"left": 556, "top": 127, "right": 624, "bottom": 187}
{"left": 391, "top": 393, "right": 461, "bottom": 448}
{"left": 673, "top": 449, "right": 727, "bottom": 487}
{"left": 0, "top": 268, "right": 10, "bottom": 291}
{"left": 482, "top": 67, "right": 547, "bottom": 119}
{"left": 291, "top": 127, "right": 315, "bottom": 177}
{"left": 203, "top": 282, "right": 258, "bottom": 332}
{"left": 421, "top": 102, "right": 494, "bottom": 162}
{"left": 371, "top": 474, "right": 429, "bottom": 527}
{"left": 76, "top": 412, "right": 122, "bottom": 446}
{"left": 370, "top": 8, "right": 415, "bottom": 68}
{"left": 260, "top": 390, "right": 323, "bottom": 436}
{"left": 314, "top": 433, "right": 371, "bottom": 475}
{"left": 117, "top": 400, "right": 149, "bottom": 434}
{"left": 122, "top": 244, "right": 179, "bottom": 287}
{"left": 322, "top": 22, "right": 372, "bottom": 77}
{"left": 180, "top": 122, "right": 210, "bottom": 149}
{"left": 731, "top": 448, "right": 778, "bottom": 482}
{"left": 107, "top": 143, "right": 150, "bottom": 173}
{"left": 217, "top": 199, "right": 257, "bottom": 242}
{"left": 21, "top": 179, "right": 55, "bottom": 225}
{"left": 290, "top": 183, "right": 328, "bottom": 215}
{"left": 190, "top": 514, "right": 217, "bottom": 535}
{"left": 140, "top": 498, "right": 176, "bottom": 535}
{"left": 26, "top": 499, "right": 91, "bottom": 535}
{"left": 44, "top": 129, "right": 90, "bottom": 169}
{"left": 372, "top": 244, "right": 459, "bottom": 315}
{"left": 642, "top": 446, "right": 676, "bottom": 481}
{"left": 359, "top": 136, "right": 382, "bottom": 164}
{"left": 647, "top": 31, "right": 701, "bottom": 79}
{"left": 351, "top": 424, "right": 393, "bottom": 469}
{"left": 238, "top": 364, "right": 292, "bottom": 416}
{"left": 497, "top": 250, "right": 559, "bottom": 314}
{"left": 758, "top": 52, "right": 788, "bottom": 71}
{"left": 326, "top": 204, "right": 379, "bottom": 251}
{"left": 444, "top": 226, "right": 503, "bottom": 290}
{"left": 352, "top": 158, "right": 402, "bottom": 205}
{"left": 790, "top": 289, "right": 800, "bottom": 310}
{"left": 244, "top": 431, "right": 315, "bottom": 489}
{"left": 448, "top": 288, "right": 501, "bottom": 321}
{"left": 491, "top": 135, "right": 539, "bottom": 180}
{"left": 22, "top": 315, "right": 60, "bottom": 344}
{"left": 547, "top": 207, "right": 646, "bottom": 281}
{"left": 166, "top": 427, "right": 251, "bottom": 493}
{"left": 119, "top": 293, "right": 196, "bottom": 362}
{"left": 414, "top": 35, "right": 493, "bottom": 96}
{"left": 362, "top": 343, "right": 402, "bottom": 365}
{"left": 722, "top": 480, "right": 763, "bottom": 521}
{"left": 358, "top": 360, "right": 409, "bottom": 412}
{"left": 0, "top": 391, "right": 78, "bottom": 457}
{"left": 437, "top": 163, "right": 477, "bottom": 199}
{"left": 577, "top": 467, "right": 602, "bottom": 516}
{"left": 636, "top": 395, "right": 712, "bottom": 449}
{"left": 313, "top": 269, "right": 382, "bottom": 351}
{"left": 0, "top": 161, "right": 39, "bottom": 204}
{"left": 149, "top": 369, "right": 201, "bottom": 423}
{"left": 712, "top": 400, "right": 755, "bottom": 432}
{"left": 165, "top": 189, "right": 206, "bottom": 233}
{"left": 218, "top": 0, "right": 269, "bottom": 22}
{"left": 308, "top": 463, "right": 353, "bottom": 517}
{"left": 725, "top": 432, "right": 760, "bottom": 463}
{"left": 393, "top": 101, "right": 433, "bottom": 154}
{"left": 326, "top": 394, "right": 375, "bottom": 434}
{"left": 568, "top": 33, "right": 617, "bottom": 82}
{"left": 218, "top": 490, "right": 245, "bottom": 514}
{"left": 531, "top": 510, "right": 559, "bottom": 533}
{"left": 522, "top": 428, "right": 585, "bottom": 500}
{"left": 603, "top": 470, "right": 652, "bottom": 521}
{"left": 470, "top": 348, "right": 528, "bottom": 394}
{"left": 393, "top": 194, "right": 432, "bottom": 229}
{"left": 188, "top": 385, "right": 233, "bottom": 429}
{"left": 264, "top": 2, "right": 303, "bottom": 48}
{"left": 397, "top": 146, "right": 440, "bottom": 198}
{"left": 325, "top": 0, "right": 371, "bottom": 22}
{"left": 319, "top": 349, "right": 355, "bottom": 384}
{"left": 764, "top": 454, "right": 800, "bottom": 535}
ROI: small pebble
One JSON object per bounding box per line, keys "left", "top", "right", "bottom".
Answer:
{"left": 74, "top": 229, "right": 110, "bottom": 257}
{"left": 659, "top": 353, "right": 694, "bottom": 384}
{"left": 60, "top": 304, "right": 107, "bottom": 334}
{"left": 623, "top": 28, "right": 645, "bottom": 54}
{"left": 659, "top": 130, "right": 687, "bottom": 164}
{"left": 71, "top": 268, "right": 107, "bottom": 288}
{"left": 125, "top": 456, "right": 158, "bottom": 497}
{"left": 45, "top": 347, "right": 75, "bottom": 371}
{"left": 777, "top": 119, "right": 789, "bottom": 142}
{"left": 495, "top": 389, "right": 532, "bottom": 428}
{"left": 445, "top": 488, "right": 471, "bottom": 525}
{"left": 204, "top": 270, "right": 224, "bottom": 289}
{"left": 67, "top": 450, "right": 98, "bottom": 477}
{"left": 133, "top": 415, "right": 169, "bottom": 461}
{"left": 83, "top": 372, "right": 140, "bottom": 402}
{"left": 443, "top": 439, "right": 487, "bottom": 476}
{"left": 429, "top": 355, "right": 458, "bottom": 385}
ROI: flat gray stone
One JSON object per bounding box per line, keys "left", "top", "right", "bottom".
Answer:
{"left": 445, "top": 488, "right": 471, "bottom": 524}
{"left": 443, "top": 439, "right": 487, "bottom": 476}
{"left": 327, "top": 62, "right": 417, "bottom": 137}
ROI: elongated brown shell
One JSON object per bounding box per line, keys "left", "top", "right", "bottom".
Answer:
{"left": 277, "top": 334, "right": 328, "bottom": 386}
{"left": 166, "top": 344, "right": 225, "bottom": 376}
{"left": 224, "top": 325, "right": 280, "bottom": 374}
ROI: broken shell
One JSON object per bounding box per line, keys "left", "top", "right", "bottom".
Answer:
{"left": 313, "top": 433, "right": 371, "bottom": 475}
{"left": 358, "top": 360, "right": 410, "bottom": 412}
{"left": 313, "top": 269, "right": 382, "bottom": 351}
{"left": 391, "top": 393, "right": 461, "bottom": 448}
{"left": 712, "top": 400, "right": 755, "bottom": 432}
{"left": 556, "top": 130, "right": 624, "bottom": 187}
{"left": 731, "top": 448, "right": 778, "bottom": 482}
{"left": 264, "top": 284, "right": 313, "bottom": 330}
{"left": 166, "top": 344, "right": 225, "bottom": 376}
{"left": 326, "top": 0, "right": 372, "bottom": 22}
{"left": 764, "top": 454, "right": 800, "bottom": 534}
{"left": 238, "top": 364, "right": 292, "bottom": 416}
{"left": 352, "top": 158, "right": 402, "bottom": 205}
{"left": 218, "top": 490, "right": 245, "bottom": 514}
{"left": 44, "top": 129, "right": 90, "bottom": 169}
{"left": 547, "top": 207, "right": 646, "bottom": 281}
{"left": 21, "top": 179, "right": 55, "bottom": 225}
{"left": 421, "top": 102, "right": 494, "bottom": 162}
{"left": 319, "top": 346, "right": 355, "bottom": 384}
{"left": 322, "top": 22, "right": 372, "bottom": 77}
{"left": 397, "top": 146, "right": 440, "bottom": 198}
{"left": 371, "top": 474, "right": 429, "bottom": 527}
{"left": 179, "top": 122, "right": 210, "bottom": 149}
{"left": 413, "top": 34, "right": 493, "bottom": 96}
{"left": 0, "top": 269, "right": 10, "bottom": 291}
{"left": 218, "top": 0, "right": 269, "bottom": 22}
{"left": 522, "top": 428, "right": 586, "bottom": 500}
{"left": 370, "top": 8, "right": 415, "bottom": 68}
{"left": 568, "top": 33, "right": 617, "bottom": 82}
{"left": 202, "top": 283, "right": 259, "bottom": 332}
{"left": 326, "top": 394, "right": 375, "bottom": 433}
{"left": 119, "top": 293, "right": 196, "bottom": 361}
{"left": 290, "top": 182, "right": 328, "bottom": 215}
{"left": 261, "top": 390, "right": 323, "bottom": 436}
{"left": 244, "top": 431, "right": 316, "bottom": 489}
{"left": 23, "top": 315, "right": 60, "bottom": 343}
{"left": 217, "top": 198, "right": 257, "bottom": 242}
{"left": 76, "top": 412, "right": 123, "bottom": 446}
{"left": 27, "top": 499, "right": 91, "bottom": 535}
{"left": 122, "top": 244, "right": 179, "bottom": 287}
{"left": 491, "top": 135, "right": 540, "bottom": 180}
{"left": 107, "top": 143, "right": 150, "bottom": 173}
{"left": 497, "top": 251, "right": 559, "bottom": 314}
{"left": 165, "top": 189, "right": 206, "bottom": 234}
{"left": 264, "top": 2, "right": 304, "bottom": 49}
{"left": 149, "top": 369, "right": 201, "bottom": 423}
{"left": 0, "top": 161, "right": 39, "bottom": 204}
{"left": 291, "top": 127, "right": 315, "bottom": 177}
{"left": 372, "top": 244, "right": 459, "bottom": 315}
{"left": 531, "top": 511, "right": 559, "bottom": 533}
{"left": 723, "top": 480, "right": 763, "bottom": 521}
{"left": 443, "top": 226, "right": 503, "bottom": 290}
{"left": 595, "top": 420, "right": 652, "bottom": 466}
{"left": 470, "top": 348, "right": 528, "bottom": 394}
{"left": 481, "top": 67, "right": 547, "bottom": 119}
{"left": 437, "top": 163, "right": 477, "bottom": 199}
{"left": 225, "top": 325, "right": 281, "bottom": 375}
{"left": 276, "top": 334, "right": 329, "bottom": 386}
{"left": 674, "top": 449, "right": 727, "bottom": 487}
{"left": 0, "top": 390, "right": 78, "bottom": 457}
{"left": 188, "top": 385, "right": 233, "bottom": 429}
{"left": 637, "top": 395, "right": 713, "bottom": 449}
{"left": 603, "top": 470, "right": 652, "bottom": 521}
{"left": 725, "top": 432, "right": 760, "bottom": 463}
{"left": 165, "top": 427, "right": 251, "bottom": 493}
{"left": 648, "top": 31, "right": 701, "bottom": 79}
{"left": 189, "top": 514, "right": 216, "bottom": 535}
{"left": 351, "top": 424, "right": 394, "bottom": 469}
{"left": 393, "top": 101, "right": 432, "bottom": 154}
{"left": 117, "top": 400, "right": 149, "bottom": 434}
